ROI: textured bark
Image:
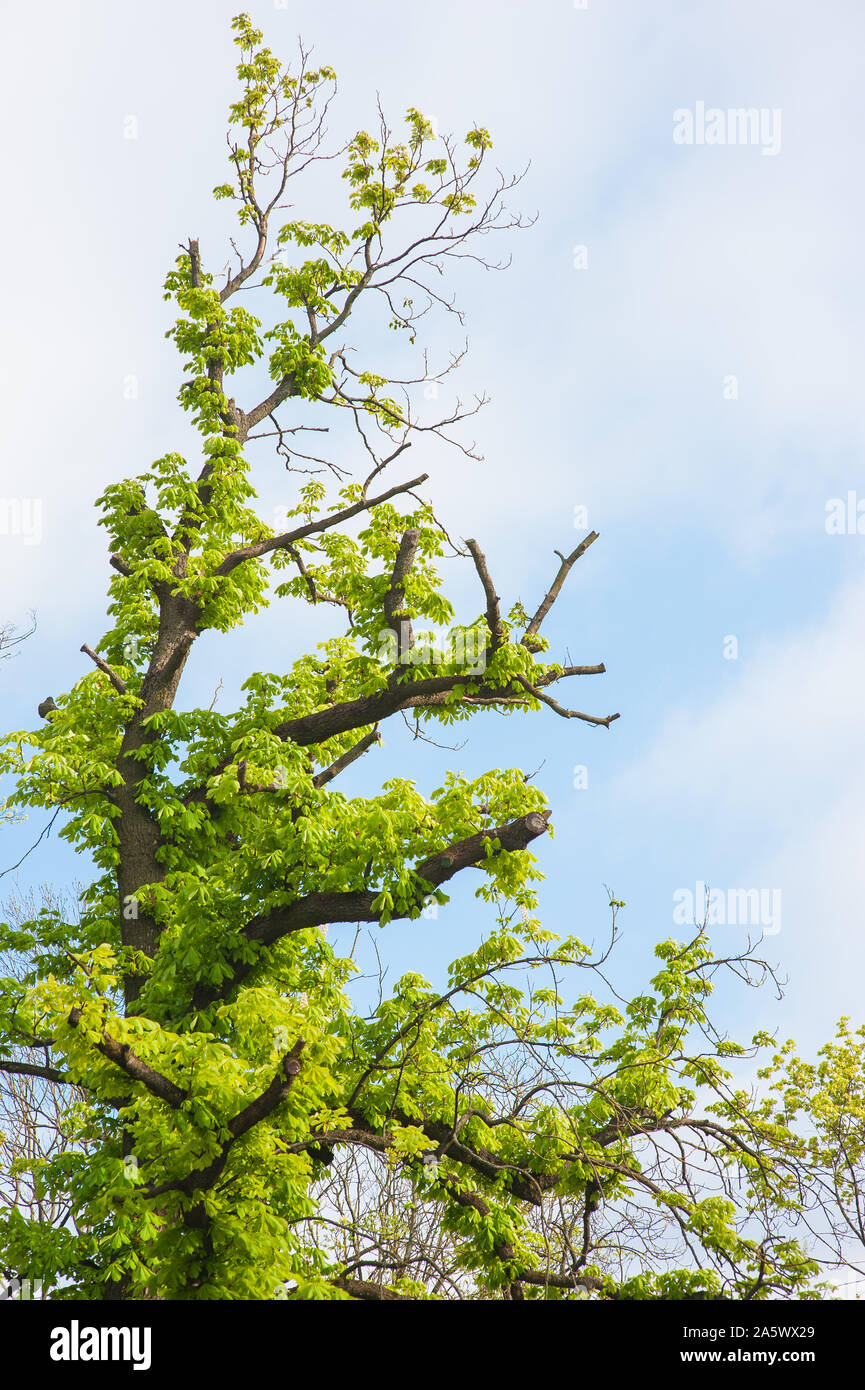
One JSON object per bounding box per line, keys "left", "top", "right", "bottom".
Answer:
{"left": 116, "top": 592, "right": 201, "bottom": 1005}
{"left": 332, "top": 1277, "right": 414, "bottom": 1301}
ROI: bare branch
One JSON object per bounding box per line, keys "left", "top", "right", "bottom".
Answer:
{"left": 0, "top": 612, "right": 36, "bottom": 658}
{"left": 523, "top": 532, "right": 599, "bottom": 648}
{"left": 465, "top": 539, "right": 504, "bottom": 651}
{"left": 513, "top": 674, "right": 620, "bottom": 729}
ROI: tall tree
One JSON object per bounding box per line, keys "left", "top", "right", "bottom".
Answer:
{"left": 0, "top": 15, "right": 823, "bottom": 1301}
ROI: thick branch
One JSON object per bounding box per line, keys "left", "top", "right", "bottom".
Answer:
{"left": 538, "top": 664, "right": 605, "bottom": 681}
{"left": 192, "top": 811, "right": 551, "bottom": 1008}
{"left": 183, "top": 663, "right": 604, "bottom": 813}
{"left": 241, "top": 373, "right": 299, "bottom": 437}
{"left": 243, "top": 809, "right": 551, "bottom": 948}
{"left": 274, "top": 664, "right": 611, "bottom": 749}
{"left": 274, "top": 673, "right": 466, "bottom": 747}
{"left": 139, "top": 1042, "right": 305, "bottom": 1201}
{"left": 227, "top": 1041, "right": 305, "bottom": 1141}
{"left": 0, "top": 1058, "right": 69, "bottom": 1085}
{"left": 331, "top": 1277, "right": 414, "bottom": 1302}
{"left": 188, "top": 238, "right": 203, "bottom": 289}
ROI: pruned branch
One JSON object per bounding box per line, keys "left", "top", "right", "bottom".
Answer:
{"left": 182, "top": 661, "right": 608, "bottom": 814}
{"left": 522, "top": 532, "right": 599, "bottom": 648}
{"left": 80, "top": 644, "right": 128, "bottom": 696}
{"left": 188, "top": 237, "right": 203, "bottom": 289}
{"left": 226, "top": 1041, "right": 305, "bottom": 1141}
{"left": 274, "top": 659, "right": 611, "bottom": 750}
{"left": 465, "top": 538, "right": 504, "bottom": 651}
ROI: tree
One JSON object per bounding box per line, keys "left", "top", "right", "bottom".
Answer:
{"left": 0, "top": 616, "right": 34, "bottom": 828}
{"left": 757, "top": 1021, "right": 865, "bottom": 1294}
{"left": 0, "top": 617, "right": 35, "bottom": 663}
{"left": 0, "top": 14, "right": 832, "bottom": 1301}
{"left": 0, "top": 887, "right": 86, "bottom": 1299}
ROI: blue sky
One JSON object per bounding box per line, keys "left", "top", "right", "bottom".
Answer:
{"left": 1, "top": 0, "right": 864, "bottom": 1071}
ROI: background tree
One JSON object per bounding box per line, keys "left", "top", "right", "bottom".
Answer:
{"left": 0, "top": 14, "right": 839, "bottom": 1301}
{"left": 0, "top": 887, "right": 86, "bottom": 1299}
{"left": 0, "top": 617, "right": 34, "bottom": 828}
{"left": 0, "top": 618, "right": 35, "bottom": 663}
{"left": 756, "top": 1021, "right": 865, "bottom": 1296}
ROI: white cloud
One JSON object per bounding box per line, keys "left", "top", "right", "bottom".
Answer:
{"left": 612, "top": 566, "right": 865, "bottom": 1041}
{"left": 615, "top": 569, "right": 865, "bottom": 830}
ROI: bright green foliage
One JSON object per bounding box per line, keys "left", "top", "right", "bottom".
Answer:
{"left": 0, "top": 15, "right": 839, "bottom": 1301}
{"left": 754, "top": 1022, "right": 865, "bottom": 1287}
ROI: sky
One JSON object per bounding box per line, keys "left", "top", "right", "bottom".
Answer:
{"left": 1, "top": 0, "right": 864, "bottom": 1078}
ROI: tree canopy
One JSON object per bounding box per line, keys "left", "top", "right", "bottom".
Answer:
{"left": 0, "top": 14, "right": 858, "bottom": 1303}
